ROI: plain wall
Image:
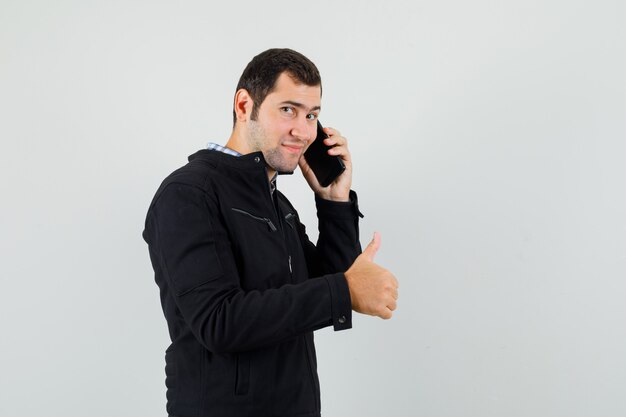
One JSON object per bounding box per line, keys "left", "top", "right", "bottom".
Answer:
{"left": 1, "top": 0, "right": 625, "bottom": 416}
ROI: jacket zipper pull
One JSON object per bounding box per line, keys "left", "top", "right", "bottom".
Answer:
{"left": 266, "top": 219, "right": 277, "bottom": 232}
{"left": 284, "top": 213, "right": 295, "bottom": 229}
{"left": 231, "top": 208, "right": 277, "bottom": 232}
{"left": 288, "top": 255, "right": 292, "bottom": 273}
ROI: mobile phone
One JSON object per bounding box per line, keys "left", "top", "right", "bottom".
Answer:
{"left": 304, "top": 121, "right": 346, "bottom": 187}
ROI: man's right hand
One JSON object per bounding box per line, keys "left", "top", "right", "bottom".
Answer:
{"left": 344, "top": 232, "right": 399, "bottom": 319}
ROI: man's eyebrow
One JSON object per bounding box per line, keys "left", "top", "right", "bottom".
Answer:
{"left": 279, "top": 101, "right": 321, "bottom": 112}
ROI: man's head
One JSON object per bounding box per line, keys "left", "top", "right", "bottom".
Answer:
{"left": 228, "top": 49, "right": 323, "bottom": 177}
{"left": 232, "top": 48, "right": 322, "bottom": 125}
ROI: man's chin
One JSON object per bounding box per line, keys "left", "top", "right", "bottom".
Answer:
{"left": 264, "top": 151, "right": 300, "bottom": 176}
{"left": 275, "top": 162, "right": 298, "bottom": 175}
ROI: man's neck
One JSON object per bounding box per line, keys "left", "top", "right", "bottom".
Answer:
{"left": 225, "top": 130, "right": 276, "bottom": 181}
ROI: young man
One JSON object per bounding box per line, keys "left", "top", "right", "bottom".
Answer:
{"left": 143, "top": 48, "right": 398, "bottom": 417}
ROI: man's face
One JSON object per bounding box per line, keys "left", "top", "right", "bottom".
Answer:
{"left": 246, "top": 72, "right": 321, "bottom": 175}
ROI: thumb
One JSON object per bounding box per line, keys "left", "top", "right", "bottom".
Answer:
{"left": 298, "top": 154, "right": 310, "bottom": 170}
{"left": 362, "top": 232, "right": 381, "bottom": 261}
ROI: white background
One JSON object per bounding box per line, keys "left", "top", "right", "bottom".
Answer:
{"left": 1, "top": 1, "right": 625, "bottom": 416}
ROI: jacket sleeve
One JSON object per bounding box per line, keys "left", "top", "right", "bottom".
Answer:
{"left": 297, "top": 190, "right": 363, "bottom": 278}
{"left": 144, "top": 183, "right": 354, "bottom": 354}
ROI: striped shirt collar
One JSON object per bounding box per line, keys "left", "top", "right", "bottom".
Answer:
{"left": 207, "top": 142, "right": 277, "bottom": 195}
{"left": 207, "top": 142, "right": 242, "bottom": 157}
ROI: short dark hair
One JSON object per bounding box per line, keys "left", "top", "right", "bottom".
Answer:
{"left": 233, "top": 48, "right": 322, "bottom": 125}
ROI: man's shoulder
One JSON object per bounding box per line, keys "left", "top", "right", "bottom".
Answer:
{"left": 164, "top": 150, "right": 216, "bottom": 186}
{"left": 148, "top": 150, "right": 221, "bottom": 208}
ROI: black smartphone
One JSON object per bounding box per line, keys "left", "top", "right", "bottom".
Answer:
{"left": 304, "top": 121, "right": 346, "bottom": 187}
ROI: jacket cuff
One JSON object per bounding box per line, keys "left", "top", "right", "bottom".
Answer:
{"left": 324, "top": 273, "right": 352, "bottom": 331}
{"left": 315, "top": 190, "right": 364, "bottom": 219}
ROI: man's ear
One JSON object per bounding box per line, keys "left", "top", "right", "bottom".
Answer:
{"left": 233, "top": 89, "right": 253, "bottom": 122}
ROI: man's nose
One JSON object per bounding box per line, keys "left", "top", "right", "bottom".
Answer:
{"left": 291, "top": 118, "right": 313, "bottom": 143}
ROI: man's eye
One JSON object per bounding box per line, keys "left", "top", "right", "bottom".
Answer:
{"left": 306, "top": 113, "right": 318, "bottom": 120}
{"left": 281, "top": 107, "right": 294, "bottom": 114}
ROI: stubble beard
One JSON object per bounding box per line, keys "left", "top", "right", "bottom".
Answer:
{"left": 248, "top": 119, "right": 300, "bottom": 174}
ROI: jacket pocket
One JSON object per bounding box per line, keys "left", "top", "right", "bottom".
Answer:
{"left": 231, "top": 208, "right": 277, "bottom": 232}
{"left": 235, "top": 352, "right": 250, "bottom": 395}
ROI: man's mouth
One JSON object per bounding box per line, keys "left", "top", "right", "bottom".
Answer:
{"left": 282, "top": 144, "right": 304, "bottom": 154}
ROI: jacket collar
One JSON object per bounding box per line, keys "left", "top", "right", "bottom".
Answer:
{"left": 188, "top": 149, "right": 295, "bottom": 177}
{"left": 189, "top": 149, "right": 267, "bottom": 170}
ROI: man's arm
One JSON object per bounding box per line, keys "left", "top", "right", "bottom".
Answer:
{"left": 145, "top": 182, "right": 350, "bottom": 354}
{"left": 297, "top": 125, "right": 361, "bottom": 277}
{"left": 290, "top": 190, "right": 363, "bottom": 280}
{"left": 299, "top": 126, "right": 399, "bottom": 320}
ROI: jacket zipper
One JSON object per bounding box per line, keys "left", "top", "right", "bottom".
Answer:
{"left": 284, "top": 213, "right": 295, "bottom": 229}
{"left": 231, "top": 208, "right": 277, "bottom": 232}
{"left": 261, "top": 167, "right": 293, "bottom": 285}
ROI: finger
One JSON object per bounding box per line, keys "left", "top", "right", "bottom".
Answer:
{"left": 380, "top": 308, "right": 393, "bottom": 320}
{"left": 298, "top": 157, "right": 322, "bottom": 189}
{"left": 298, "top": 157, "right": 313, "bottom": 178}
{"left": 387, "top": 300, "right": 397, "bottom": 311}
{"left": 323, "top": 127, "right": 341, "bottom": 138}
{"left": 362, "top": 232, "right": 381, "bottom": 261}
{"left": 324, "top": 135, "right": 347, "bottom": 147}
{"left": 327, "top": 144, "right": 348, "bottom": 156}
{"left": 298, "top": 154, "right": 309, "bottom": 169}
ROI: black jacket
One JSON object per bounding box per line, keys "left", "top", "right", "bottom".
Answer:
{"left": 143, "top": 149, "right": 363, "bottom": 417}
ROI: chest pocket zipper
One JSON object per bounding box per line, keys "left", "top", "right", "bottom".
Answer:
{"left": 284, "top": 212, "right": 296, "bottom": 229}
{"left": 231, "top": 207, "right": 277, "bottom": 232}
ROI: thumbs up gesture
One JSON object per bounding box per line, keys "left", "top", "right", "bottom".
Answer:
{"left": 345, "top": 232, "right": 399, "bottom": 319}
